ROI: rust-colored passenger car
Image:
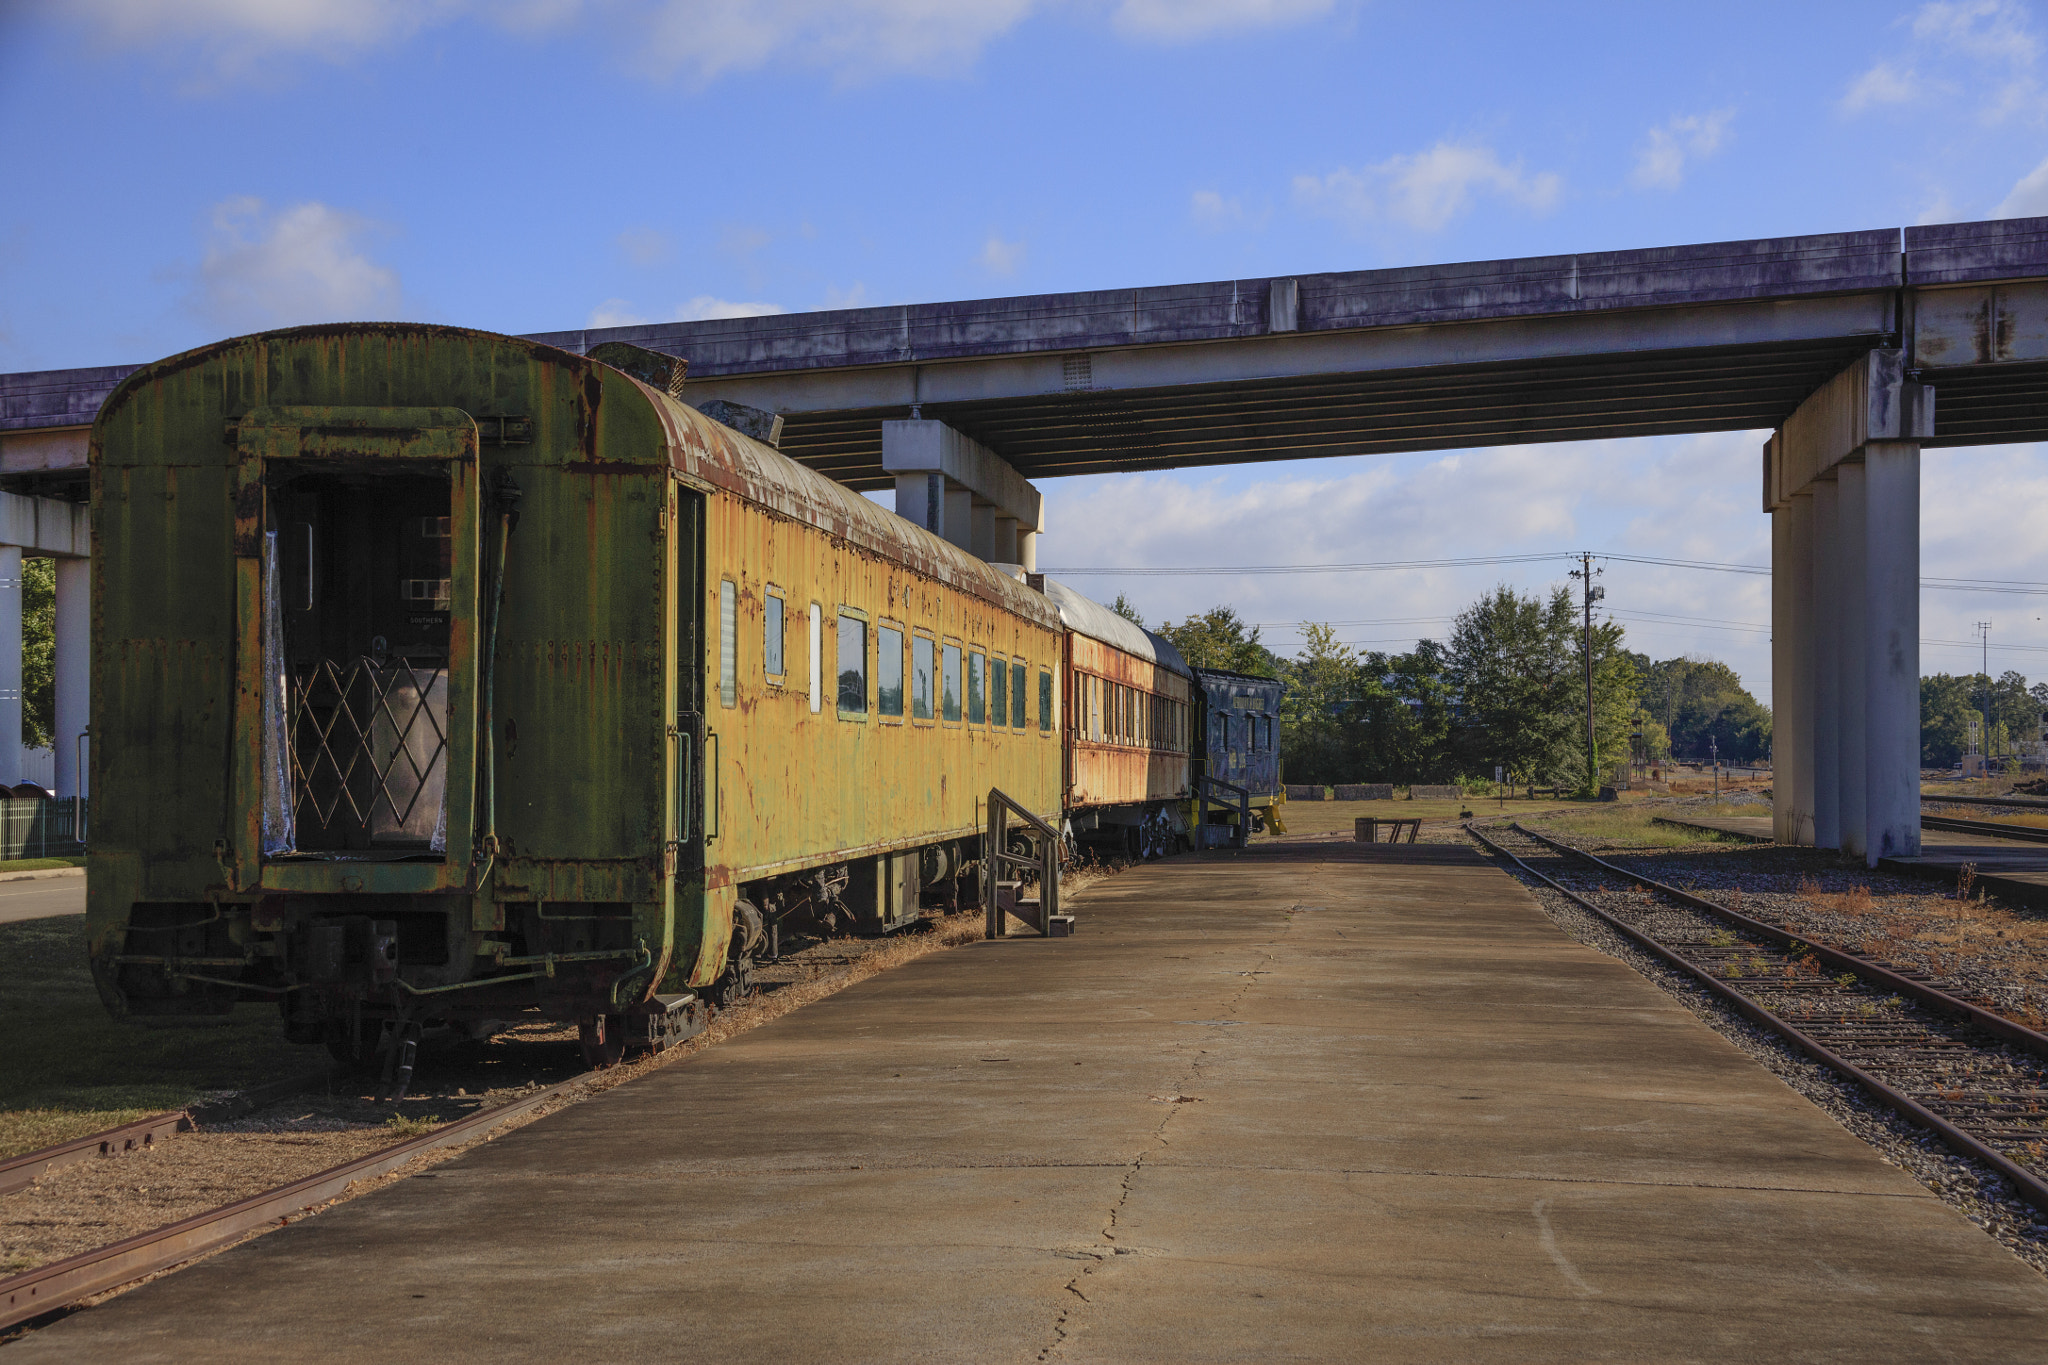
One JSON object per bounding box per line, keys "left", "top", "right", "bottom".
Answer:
{"left": 86, "top": 324, "right": 1204, "bottom": 1066}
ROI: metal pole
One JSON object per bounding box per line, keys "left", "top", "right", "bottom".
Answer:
{"left": 1980, "top": 621, "right": 1993, "bottom": 763}
{"left": 1576, "top": 551, "right": 1599, "bottom": 794}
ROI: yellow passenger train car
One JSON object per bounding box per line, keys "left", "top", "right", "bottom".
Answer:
{"left": 87, "top": 324, "right": 1068, "bottom": 1068}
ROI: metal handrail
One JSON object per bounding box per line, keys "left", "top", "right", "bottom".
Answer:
{"left": 984, "top": 787, "right": 1059, "bottom": 939}
{"left": 1196, "top": 773, "right": 1251, "bottom": 850}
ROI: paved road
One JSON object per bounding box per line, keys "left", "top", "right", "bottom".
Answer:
{"left": 0, "top": 875, "right": 82, "bottom": 924}
{"left": 15, "top": 842, "right": 2048, "bottom": 1361}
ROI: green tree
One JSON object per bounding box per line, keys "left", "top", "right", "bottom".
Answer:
{"left": 1277, "top": 623, "right": 1355, "bottom": 783}
{"left": 1344, "top": 640, "right": 1457, "bottom": 785}
{"left": 1155, "top": 606, "right": 1280, "bottom": 677}
{"left": 1921, "top": 673, "right": 1978, "bottom": 766}
{"left": 1634, "top": 654, "right": 1770, "bottom": 764}
{"left": 1109, "top": 594, "right": 1143, "bottom": 626}
{"left": 1448, "top": 586, "right": 1583, "bottom": 785}
{"left": 22, "top": 557, "right": 52, "bottom": 750}
{"left": 1918, "top": 672, "right": 2039, "bottom": 765}
{"left": 1449, "top": 585, "right": 1635, "bottom": 789}
{"left": 1990, "top": 670, "right": 2038, "bottom": 755}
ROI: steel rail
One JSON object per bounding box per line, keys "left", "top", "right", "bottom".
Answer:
{"left": 1920, "top": 813, "right": 2048, "bottom": 845}
{"left": 0, "top": 1070, "right": 338, "bottom": 1200}
{"left": 1465, "top": 821, "right": 2048, "bottom": 1217}
{"left": 0, "top": 1114, "right": 189, "bottom": 1199}
{"left": 1509, "top": 822, "right": 2048, "bottom": 1062}
{"left": 0, "top": 1074, "right": 587, "bottom": 1332}
{"left": 1922, "top": 793, "right": 2048, "bottom": 811}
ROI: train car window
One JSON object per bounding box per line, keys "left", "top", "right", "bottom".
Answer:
{"left": 808, "top": 603, "right": 822, "bottom": 713}
{"left": 989, "top": 651, "right": 1006, "bottom": 729}
{"left": 877, "top": 624, "right": 904, "bottom": 718}
{"left": 718, "top": 579, "right": 737, "bottom": 709}
{"left": 1039, "top": 669, "right": 1054, "bottom": 733}
{"left": 1010, "top": 661, "right": 1026, "bottom": 728}
{"left": 968, "top": 651, "right": 986, "bottom": 725}
{"left": 764, "top": 590, "right": 785, "bottom": 681}
{"left": 912, "top": 633, "right": 935, "bottom": 720}
{"left": 942, "top": 643, "right": 962, "bottom": 722}
{"left": 836, "top": 612, "right": 867, "bottom": 717}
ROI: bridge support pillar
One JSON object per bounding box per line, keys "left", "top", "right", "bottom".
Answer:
{"left": 1765, "top": 351, "right": 1931, "bottom": 865}
{"left": 0, "top": 546, "right": 20, "bottom": 788}
{"left": 54, "top": 556, "right": 89, "bottom": 802}
{"left": 882, "top": 420, "right": 1043, "bottom": 566}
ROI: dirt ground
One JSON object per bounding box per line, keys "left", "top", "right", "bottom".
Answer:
{"left": 0, "top": 903, "right": 1043, "bottom": 1279}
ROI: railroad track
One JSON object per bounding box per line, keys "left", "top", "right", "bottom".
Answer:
{"left": 0, "top": 1074, "right": 590, "bottom": 1333}
{"left": 1921, "top": 813, "right": 2048, "bottom": 844}
{"left": 1466, "top": 820, "right": 2048, "bottom": 1215}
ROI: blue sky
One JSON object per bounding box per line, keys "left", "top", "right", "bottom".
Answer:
{"left": 6, "top": 0, "right": 2048, "bottom": 697}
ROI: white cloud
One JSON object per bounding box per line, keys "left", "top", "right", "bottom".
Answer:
{"left": 1293, "top": 143, "right": 1562, "bottom": 234}
{"left": 588, "top": 299, "right": 650, "bottom": 328}
{"left": 1038, "top": 431, "right": 1778, "bottom": 689}
{"left": 677, "top": 295, "right": 785, "bottom": 320}
{"left": 55, "top": 0, "right": 1342, "bottom": 86}
{"left": 1842, "top": 1, "right": 2042, "bottom": 122}
{"left": 1995, "top": 153, "right": 2048, "bottom": 216}
{"left": 1841, "top": 60, "right": 1925, "bottom": 112}
{"left": 194, "top": 196, "right": 401, "bottom": 331}
{"left": 616, "top": 227, "right": 672, "bottom": 266}
{"left": 1916, "top": 188, "right": 1960, "bottom": 224}
{"left": 719, "top": 224, "right": 773, "bottom": 259}
{"left": 627, "top": 0, "right": 1037, "bottom": 83}
{"left": 1630, "top": 109, "right": 1734, "bottom": 191}
{"left": 980, "top": 234, "right": 1026, "bottom": 275}
{"left": 1191, "top": 189, "right": 1244, "bottom": 228}
{"left": 1111, "top": 0, "right": 1332, "bottom": 42}
{"left": 586, "top": 294, "right": 786, "bottom": 328}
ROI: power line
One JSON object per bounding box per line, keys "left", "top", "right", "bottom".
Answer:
{"left": 1050, "top": 552, "right": 2048, "bottom": 595}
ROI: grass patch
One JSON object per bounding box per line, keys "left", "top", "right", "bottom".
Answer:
{"left": 1265, "top": 796, "right": 1584, "bottom": 837}
{"left": 0, "top": 856, "right": 84, "bottom": 874}
{"left": 0, "top": 916, "right": 325, "bottom": 1158}
{"left": 384, "top": 1112, "right": 440, "bottom": 1138}
{"left": 1526, "top": 803, "right": 1766, "bottom": 850}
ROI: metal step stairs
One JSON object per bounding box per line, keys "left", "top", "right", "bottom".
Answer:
{"left": 984, "top": 787, "right": 1071, "bottom": 939}
{"left": 994, "top": 880, "right": 1073, "bottom": 937}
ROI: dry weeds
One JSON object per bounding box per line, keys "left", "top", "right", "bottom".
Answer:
{"left": 2, "top": 893, "right": 1086, "bottom": 1288}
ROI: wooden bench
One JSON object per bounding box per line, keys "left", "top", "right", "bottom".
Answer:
{"left": 1355, "top": 817, "right": 1421, "bottom": 844}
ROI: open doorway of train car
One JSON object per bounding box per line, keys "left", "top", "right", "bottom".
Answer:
{"left": 265, "top": 461, "right": 456, "bottom": 858}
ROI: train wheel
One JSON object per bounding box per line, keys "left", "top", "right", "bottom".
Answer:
{"left": 713, "top": 955, "right": 757, "bottom": 1009}
{"left": 324, "top": 1018, "right": 376, "bottom": 1071}
{"left": 579, "top": 1014, "right": 626, "bottom": 1069}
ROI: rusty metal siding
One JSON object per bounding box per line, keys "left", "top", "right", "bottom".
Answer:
{"left": 1065, "top": 633, "right": 1191, "bottom": 809}
{"left": 86, "top": 322, "right": 1072, "bottom": 1014}
{"left": 703, "top": 486, "right": 1064, "bottom": 895}
{"left": 1194, "top": 668, "right": 1284, "bottom": 802}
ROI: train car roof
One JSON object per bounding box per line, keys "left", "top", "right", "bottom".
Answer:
{"left": 991, "top": 569, "right": 1192, "bottom": 678}
{"left": 1192, "top": 665, "right": 1284, "bottom": 687}
{"left": 92, "top": 323, "right": 1061, "bottom": 633}
{"left": 636, "top": 387, "right": 1063, "bottom": 633}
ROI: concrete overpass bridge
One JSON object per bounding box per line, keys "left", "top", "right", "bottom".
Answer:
{"left": 5, "top": 215, "right": 2047, "bottom": 860}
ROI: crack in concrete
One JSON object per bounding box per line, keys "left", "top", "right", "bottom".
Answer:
{"left": 1036, "top": 901, "right": 1298, "bottom": 1361}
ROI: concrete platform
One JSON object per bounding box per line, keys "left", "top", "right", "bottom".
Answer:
{"left": 16, "top": 843, "right": 2048, "bottom": 1361}
{"left": 0, "top": 877, "right": 82, "bottom": 924}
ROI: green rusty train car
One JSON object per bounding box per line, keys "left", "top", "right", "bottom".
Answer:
{"left": 88, "top": 323, "right": 1066, "bottom": 1065}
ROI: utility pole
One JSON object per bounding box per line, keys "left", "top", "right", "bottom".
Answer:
{"left": 1570, "top": 552, "right": 1604, "bottom": 795}
{"left": 1978, "top": 621, "right": 1994, "bottom": 761}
